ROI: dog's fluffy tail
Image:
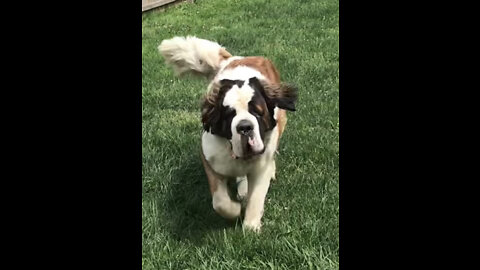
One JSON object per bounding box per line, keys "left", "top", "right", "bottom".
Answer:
{"left": 158, "top": 36, "right": 232, "bottom": 78}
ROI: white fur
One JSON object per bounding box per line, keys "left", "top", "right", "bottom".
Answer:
{"left": 158, "top": 36, "right": 228, "bottom": 76}
{"left": 236, "top": 176, "right": 248, "bottom": 201}
{"left": 222, "top": 84, "right": 254, "bottom": 109}
{"left": 273, "top": 107, "right": 279, "bottom": 120}
{"left": 243, "top": 160, "right": 275, "bottom": 232}
{"left": 202, "top": 125, "right": 279, "bottom": 232}
{"left": 202, "top": 124, "right": 278, "bottom": 176}
{"left": 212, "top": 179, "right": 241, "bottom": 220}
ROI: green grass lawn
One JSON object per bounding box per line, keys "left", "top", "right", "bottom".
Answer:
{"left": 142, "top": 0, "right": 339, "bottom": 269}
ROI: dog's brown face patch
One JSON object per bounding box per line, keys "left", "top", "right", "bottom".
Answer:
{"left": 247, "top": 82, "right": 276, "bottom": 138}
{"left": 201, "top": 79, "right": 244, "bottom": 139}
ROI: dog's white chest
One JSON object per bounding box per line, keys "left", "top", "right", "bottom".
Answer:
{"left": 201, "top": 130, "right": 278, "bottom": 177}
{"left": 202, "top": 132, "right": 254, "bottom": 177}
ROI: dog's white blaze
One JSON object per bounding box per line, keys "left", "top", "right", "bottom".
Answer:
{"left": 222, "top": 83, "right": 265, "bottom": 156}
{"left": 222, "top": 85, "right": 254, "bottom": 109}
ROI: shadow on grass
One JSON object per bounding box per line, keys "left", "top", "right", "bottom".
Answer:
{"left": 160, "top": 148, "right": 239, "bottom": 245}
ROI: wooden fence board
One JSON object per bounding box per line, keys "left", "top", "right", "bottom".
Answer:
{"left": 142, "top": 0, "right": 177, "bottom": 12}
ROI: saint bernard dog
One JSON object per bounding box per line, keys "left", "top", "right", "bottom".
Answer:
{"left": 159, "top": 36, "right": 298, "bottom": 232}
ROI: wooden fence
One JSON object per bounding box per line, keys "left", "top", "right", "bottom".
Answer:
{"left": 142, "top": 0, "right": 186, "bottom": 12}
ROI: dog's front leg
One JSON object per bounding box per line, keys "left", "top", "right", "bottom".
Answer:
{"left": 201, "top": 153, "right": 241, "bottom": 220}
{"left": 243, "top": 160, "right": 275, "bottom": 232}
{"left": 236, "top": 176, "right": 248, "bottom": 201}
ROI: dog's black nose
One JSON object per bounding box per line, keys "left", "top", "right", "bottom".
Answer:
{"left": 236, "top": 120, "right": 253, "bottom": 135}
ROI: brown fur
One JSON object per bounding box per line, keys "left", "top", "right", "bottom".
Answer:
{"left": 276, "top": 109, "right": 287, "bottom": 140}
{"left": 225, "top": 57, "right": 281, "bottom": 84}
{"left": 201, "top": 80, "right": 228, "bottom": 131}
{"left": 201, "top": 151, "right": 222, "bottom": 194}
{"left": 250, "top": 90, "right": 276, "bottom": 133}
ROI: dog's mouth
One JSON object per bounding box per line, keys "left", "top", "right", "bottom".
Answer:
{"left": 229, "top": 135, "right": 265, "bottom": 160}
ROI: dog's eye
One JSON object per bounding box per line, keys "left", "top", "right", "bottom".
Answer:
{"left": 224, "top": 108, "right": 235, "bottom": 117}
{"left": 252, "top": 105, "right": 264, "bottom": 117}
{"left": 199, "top": 60, "right": 203, "bottom": 65}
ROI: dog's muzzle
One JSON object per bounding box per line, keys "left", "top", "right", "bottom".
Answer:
{"left": 230, "top": 120, "right": 264, "bottom": 159}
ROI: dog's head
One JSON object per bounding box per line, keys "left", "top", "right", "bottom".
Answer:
{"left": 202, "top": 77, "right": 298, "bottom": 159}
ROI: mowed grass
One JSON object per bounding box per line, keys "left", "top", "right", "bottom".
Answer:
{"left": 142, "top": 0, "right": 339, "bottom": 269}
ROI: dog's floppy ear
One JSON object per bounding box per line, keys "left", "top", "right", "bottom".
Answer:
{"left": 270, "top": 83, "right": 298, "bottom": 111}
{"left": 201, "top": 101, "right": 219, "bottom": 132}
{"left": 201, "top": 79, "right": 237, "bottom": 132}
{"left": 201, "top": 83, "right": 221, "bottom": 132}
{"left": 249, "top": 77, "right": 298, "bottom": 111}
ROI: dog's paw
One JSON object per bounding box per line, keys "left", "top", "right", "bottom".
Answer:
{"left": 243, "top": 220, "right": 262, "bottom": 233}
{"left": 237, "top": 193, "right": 247, "bottom": 202}
{"left": 236, "top": 176, "right": 248, "bottom": 201}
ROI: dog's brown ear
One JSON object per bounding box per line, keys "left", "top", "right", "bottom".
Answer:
{"left": 249, "top": 77, "right": 298, "bottom": 111}
{"left": 201, "top": 80, "right": 235, "bottom": 132}
{"left": 269, "top": 83, "right": 298, "bottom": 111}
{"left": 201, "top": 98, "right": 219, "bottom": 132}
{"left": 201, "top": 82, "right": 219, "bottom": 132}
